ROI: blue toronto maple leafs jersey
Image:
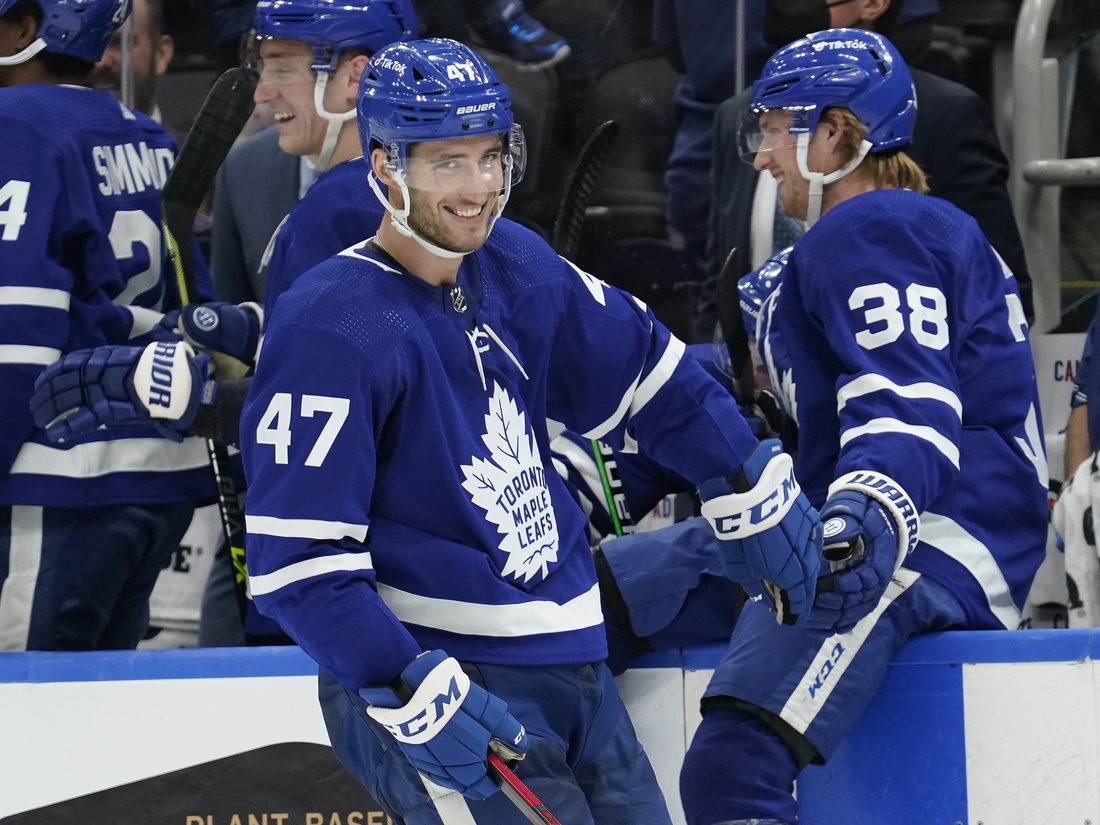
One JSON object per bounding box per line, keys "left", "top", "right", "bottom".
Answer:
{"left": 241, "top": 219, "right": 760, "bottom": 690}
{"left": 0, "top": 84, "right": 214, "bottom": 507}
{"left": 755, "top": 189, "right": 1045, "bottom": 630}
{"left": 262, "top": 156, "right": 384, "bottom": 321}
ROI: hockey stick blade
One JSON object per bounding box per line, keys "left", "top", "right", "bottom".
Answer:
{"left": 162, "top": 66, "right": 258, "bottom": 305}
{"left": 551, "top": 120, "right": 620, "bottom": 262}
{"left": 487, "top": 753, "right": 564, "bottom": 825}
{"left": 715, "top": 245, "right": 754, "bottom": 407}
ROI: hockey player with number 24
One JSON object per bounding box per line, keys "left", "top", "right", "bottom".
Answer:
{"left": 675, "top": 30, "right": 1047, "bottom": 825}
{"left": 240, "top": 38, "right": 823, "bottom": 825}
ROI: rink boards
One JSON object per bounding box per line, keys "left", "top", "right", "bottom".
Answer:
{"left": 2, "top": 630, "right": 1099, "bottom": 825}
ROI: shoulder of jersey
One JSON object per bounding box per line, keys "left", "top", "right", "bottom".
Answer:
{"left": 269, "top": 247, "right": 426, "bottom": 350}
{"left": 0, "top": 85, "right": 173, "bottom": 146}
{"left": 798, "top": 188, "right": 976, "bottom": 259}
{"left": 478, "top": 218, "right": 569, "bottom": 293}
{"left": 292, "top": 158, "right": 383, "bottom": 227}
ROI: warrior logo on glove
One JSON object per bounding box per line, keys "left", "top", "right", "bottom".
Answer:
{"left": 193, "top": 306, "right": 220, "bottom": 331}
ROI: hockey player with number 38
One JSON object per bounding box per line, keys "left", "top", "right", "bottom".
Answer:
{"left": 671, "top": 30, "right": 1047, "bottom": 825}
{"left": 240, "top": 38, "right": 823, "bottom": 825}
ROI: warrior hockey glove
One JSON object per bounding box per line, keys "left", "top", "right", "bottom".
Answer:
{"left": 30, "top": 341, "right": 212, "bottom": 443}
{"left": 156, "top": 301, "right": 263, "bottom": 373}
{"left": 360, "top": 650, "right": 528, "bottom": 800}
{"left": 699, "top": 439, "right": 822, "bottom": 623}
{"left": 807, "top": 472, "right": 919, "bottom": 634}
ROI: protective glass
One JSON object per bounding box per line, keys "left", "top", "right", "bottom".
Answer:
{"left": 737, "top": 108, "right": 803, "bottom": 163}
{"left": 389, "top": 124, "right": 527, "bottom": 193}
{"left": 243, "top": 32, "right": 315, "bottom": 85}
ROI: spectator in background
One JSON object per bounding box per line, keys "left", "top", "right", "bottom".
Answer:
{"left": 91, "top": 0, "right": 173, "bottom": 120}
{"left": 694, "top": 0, "right": 1031, "bottom": 344}
{"left": 209, "top": 127, "right": 303, "bottom": 305}
{"left": 653, "top": 0, "right": 772, "bottom": 266}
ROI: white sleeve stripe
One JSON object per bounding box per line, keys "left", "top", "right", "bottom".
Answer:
{"left": 840, "top": 417, "right": 960, "bottom": 468}
{"left": 629, "top": 335, "right": 686, "bottom": 420}
{"left": 246, "top": 514, "right": 369, "bottom": 542}
{"left": 582, "top": 368, "right": 642, "bottom": 441}
{"left": 837, "top": 374, "right": 962, "bottom": 419}
{"left": 0, "top": 346, "right": 61, "bottom": 366}
{"left": 919, "top": 512, "right": 1020, "bottom": 629}
{"left": 248, "top": 552, "right": 374, "bottom": 597}
{"left": 125, "top": 305, "right": 164, "bottom": 339}
{"left": 551, "top": 436, "right": 607, "bottom": 509}
{"left": 581, "top": 335, "right": 686, "bottom": 441}
{"left": 0, "top": 287, "right": 70, "bottom": 310}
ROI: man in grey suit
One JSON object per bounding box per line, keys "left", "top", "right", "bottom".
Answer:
{"left": 695, "top": 0, "right": 1032, "bottom": 342}
{"left": 209, "top": 125, "right": 303, "bottom": 304}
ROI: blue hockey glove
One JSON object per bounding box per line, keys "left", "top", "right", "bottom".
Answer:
{"left": 699, "top": 439, "right": 822, "bottom": 624}
{"left": 361, "top": 650, "right": 528, "bottom": 800}
{"left": 156, "top": 301, "right": 263, "bottom": 368}
{"left": 30, "top": 340, "right": 212, "bottom": 443}
{"left": 807, "top": 472, "right": 920, "bottom": 634}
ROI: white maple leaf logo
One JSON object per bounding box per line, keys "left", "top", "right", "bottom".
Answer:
{"left": 461, "top": 382, "right": 559, "bottom": 583}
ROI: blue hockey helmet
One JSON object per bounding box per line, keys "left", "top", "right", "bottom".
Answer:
{"left": 0, "top": 0, "right": 130, "bottom": 65}
{"left": 253, "top": 0, "right": 417, "bottom": 74}
{"left": 358, "top": 38, "right": 527, "bottom": 258}
{"left": 743, "top": 28, "right": 916, "bottom": 155}
{"left": 738, "top": 246, "right": 790, "bottom": 337}
{"left": 250, "top": 0, "right": 417, "bottom": 173}
{"left": 737, "top": 28, "right": 916, "bottom": 224}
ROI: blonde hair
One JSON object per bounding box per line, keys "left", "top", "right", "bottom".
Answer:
{"left": 830, "top": 108, "right": 929, "bottom": 194}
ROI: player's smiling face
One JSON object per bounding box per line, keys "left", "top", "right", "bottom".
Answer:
{"left": 753, "top": 109, "right": 809, "bottom": 220}
{"left": 403, "top": 134, "right": 506, "bottom": 254}
{"left": 253, "top": 39, "right": 328, "bottom": 157}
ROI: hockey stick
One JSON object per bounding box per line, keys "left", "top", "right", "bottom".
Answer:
{"left": 715, "top": 247, "right": 803, "bottom": 624}
{"left": 161, "top": 66, "right": 259, "bottom": 623}
{"left": 549, "top": 121, "right": 631, "bottom": 536}
{"left": 487, "top": 753, "right": 564, "bottom": 825}
{"left": 550, "top": 119, "right": 620, "bottom": 261}
{"left": 715, "top": 245, "right": 754, "bottom": 408}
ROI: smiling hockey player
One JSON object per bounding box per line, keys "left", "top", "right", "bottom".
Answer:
{"left": 674, "top": 29, "right": 1047, "bottom": 825}
{"left": 238, "top": 38, "right": 822, "bottom": 824}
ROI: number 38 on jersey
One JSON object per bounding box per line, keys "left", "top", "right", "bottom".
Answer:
{"left": 848, "top": 282, "right": 949, "bottom": 351}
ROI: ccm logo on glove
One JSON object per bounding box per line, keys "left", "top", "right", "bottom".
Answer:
{"left": 704, "top": 452, "right": 801, "bottom": 538}
{"left": 368, "top": 657, "right": 470, "bottom": 744}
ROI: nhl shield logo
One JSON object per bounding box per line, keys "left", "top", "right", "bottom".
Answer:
{"left": 450, "top": 286, "right": 467, "bottom": 313}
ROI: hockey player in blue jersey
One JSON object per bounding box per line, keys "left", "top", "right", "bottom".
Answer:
{"left": 236, "top": 38, "right": 823, "bottom": 824}
{"left": 0, "top": 0, "right": 216, "bottom": 650}
{"left": 248, "top": 0, "right": 414, "bottom": 320}
{"left": 663, "top": 30, "right": 1047, "bottom": 825}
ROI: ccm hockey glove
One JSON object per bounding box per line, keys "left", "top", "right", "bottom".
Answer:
{"left": 31, "top": 340, "right": 212, "bottom": 443}
{"left": 700, "top": 439, "right": 822, "bottom": 623}
{"left": 360, "top": 650, "right": 528, "bottom": 800}
{"left": 808, "top": 473, "right": 920, "bottom": 634}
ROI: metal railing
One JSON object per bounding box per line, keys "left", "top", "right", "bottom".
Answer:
{"left": 1012, "top": 0, "right": 1100, "bottom": 332}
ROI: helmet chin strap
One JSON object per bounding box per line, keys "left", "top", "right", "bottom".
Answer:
{"left": 0, "top": 38, "right": 46, "bottom": 66}
{"left": 308, "top": 71, "right": 356, "bottom": 174}
{"left": 366, "top": 161, "right": 516, "bottom": 261}
{"left": 795, "top": 132, "right": 873, "bottom": 226}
